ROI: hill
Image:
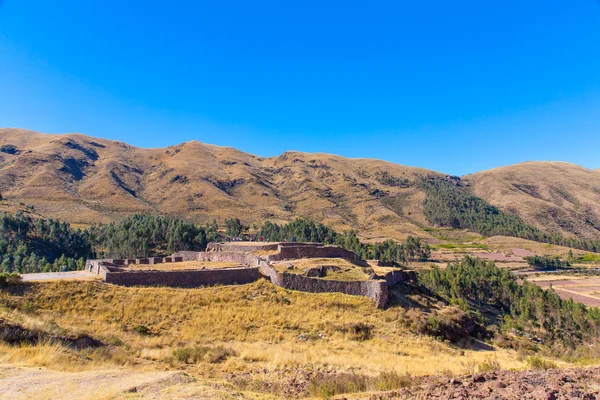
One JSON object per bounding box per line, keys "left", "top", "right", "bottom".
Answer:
{"left": 0, "top": 128, "right": 441, "bottom": 241}
{"left": 1, "top": 129, "right": 600, "bottom": 245}
{"left": 465, "top": 162, "right": 600, "bottom": 240}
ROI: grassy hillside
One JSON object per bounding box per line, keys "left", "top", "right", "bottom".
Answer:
{"left": 3, "top": 258, "right": 600, "bottom": 398}
{"left": 465, "top": 162, "right": 600, "bottom": 240}
{"left": 2, "top": 129, "right": 600, "bottom": 247}
{"left": 0, "top": 278, "right": 544, "bottom": 398}
{"left": 0, "top": 129, "right": 440, "bottom": 241}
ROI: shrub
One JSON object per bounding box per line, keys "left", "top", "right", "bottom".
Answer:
{"left": 525, "top": 255, "right": 570, "bottom": 270}
{"left": 132, "top": 325, "right": 152, "bottom": 336}
{"left": 0, "top": 272, "right": 22, "bottom": 286}
{"left": 338, "top": 322, "right": 372, "bottom": 341}
{"left": 308, "top": 371, "right": 415, "bottom": 399}
{"left": 308, "top": 373, "right": 368, "bottom": 399}
{"left": 173, "top": 345, "right": 236, "bottom": 364}
{"left": 405, "top": 307, "right": 485, "bottom": 344}
{"left": 478, "top": 357, "right": 501, "bottom": 373}
{"left": 526, "top": 355, "right": 558, "bottom": 370}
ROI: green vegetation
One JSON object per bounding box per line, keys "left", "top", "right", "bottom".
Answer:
{"left": 0, "top": 272, "right": 21, "bottom": 286}
{"left": 434, "top": 243, "right": 488, "bottom": 250}
{"left": 420, "top": 178, "right": 600, "bottom": 253}
{"left": 89, "top": 214, "right": 219, "bottom": 258}
{"left": 0, "top": 213, "right": 429, "bottom": 274}
{"left": 224, "top": 217, "right": 245, "bottom": 237}
{"left": 172, "top": 345, "right": 236, "bottom": 364}
{"left": 0, "top": 211, "right": 90, "bottom": 274}
{"left": 418, "top": 256, "right": 600, "bottom": 350}
{"left": 525, "top": 355, "right": 558, "bottom": 370}
{"left": 579, "top": 253, "right": 600, "bottom": 263}
{"left": 258, "top": 219, "right": 430, "bottom": 263}
{"left": 525, "top": 255, "right": 570, "bottom": 270}
{"left": 259, "top": 219, "right": 338, "bottom": 244}
{"left": 370, "top": 237, "right": 431, "bottom": 264}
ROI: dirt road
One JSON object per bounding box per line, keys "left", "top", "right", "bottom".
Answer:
{"left": 20, "top": 271, "right": 100, "bottom": 282}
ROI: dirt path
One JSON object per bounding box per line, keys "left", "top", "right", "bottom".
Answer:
{"left": 20, "top": 271, "right": 101, "bottom": 282}
{"left": 0, "top": 365, "right": 238, "bottom": 400}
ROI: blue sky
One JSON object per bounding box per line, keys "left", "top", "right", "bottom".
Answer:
{"left": 1, "top": 1, "right": 599, "bottom": 175}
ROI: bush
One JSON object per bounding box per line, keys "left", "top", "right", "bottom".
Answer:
{"left": 478, "top": 357, "right": 502, "bottom": 373}
{"left": 525, "top": 255, "right": 570, "bottom": 270}
{"left": 173, "top": 345, "right": 236, "bottom": 364}
{"left": 308, "top": 371, "right": 414, "bottom": 399}
{"left": 525, "top": 355, "right": 558, "bottom": 370}
{"left": 0, "top": 272, "right": 22, "bottom": 286}
{"left": 405, "top": 307, "right": 485, "bottom": 344}
{"left": 132, "top": 325, "right": 152, "bottom": 336}
{"left": 337, "top": 322, "right": 372, "bottom": 341}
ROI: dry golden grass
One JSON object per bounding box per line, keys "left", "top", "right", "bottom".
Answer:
{"left": 1, "top": 280, "right": 528, "bottom": 379}
{"left": 0, "top": 129, "right": 438, "bottom": 239}
{"left": 272, "top": 258, "right": 371, "bottom": 281}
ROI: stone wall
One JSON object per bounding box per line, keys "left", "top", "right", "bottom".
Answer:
{"left": 170, "top": 251, "right": 200, "bottom": 262}
{"left": 258, "top": 259, "right": 389, "bottom": 308}
{"left": 103, "top": 267, "right": 262, "bottom": 288}
{"left": 86, "top": 260, "right": 111, "bottom": 279}
{"left": 86, "top": 243, "right": 413, "bottom": 308}
{"left": 206, "top": 243, "right": 280, "bottom": 253}
{"left": 267, "top": 244, "right": 358, "bottom": 262}
{"left": 197, "top": 251, "right": 259, "bottom": 265}
{"left": 170, "top": 251, "right": 258, "bottom": 265}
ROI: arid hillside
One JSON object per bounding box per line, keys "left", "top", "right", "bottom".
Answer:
{"left": 2, "top": 129, "right": 600, "bottom": 243}
{"left": 465, "top": 162, "right": 600, "bottom": 240}
{"left": 0, "top": 129, "right": 439, "bottom": 240}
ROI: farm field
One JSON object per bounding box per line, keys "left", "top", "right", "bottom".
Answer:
{"left": 528, "top": 275, "right": 600, "bottom": 307}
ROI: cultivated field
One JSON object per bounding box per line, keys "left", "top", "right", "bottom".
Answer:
{"left": 528, "top": 275, "right": 600, "bottom": 307}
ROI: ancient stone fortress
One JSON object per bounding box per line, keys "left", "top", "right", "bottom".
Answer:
{"left": 86, "top": 242, "right": 414, "bottom": 308}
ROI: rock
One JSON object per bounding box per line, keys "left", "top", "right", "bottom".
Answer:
{"left": 473, "top": 374, "right": 486, "bottom": 383}
{"left": 286, "top": 263, "right": 295, "bottom": 270}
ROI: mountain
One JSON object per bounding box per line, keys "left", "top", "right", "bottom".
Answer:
{"left": 465, "top": 162, "right": 600, "bottom": 240}
{"left": 0, "top": 129, "right": 440, "bottom": 240}
{"left": 2, "top": 129, "right": 599, "bottom": 243}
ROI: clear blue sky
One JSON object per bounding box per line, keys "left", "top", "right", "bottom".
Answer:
{"left": 1, "top": 1, "right": 599, "bottom": 175}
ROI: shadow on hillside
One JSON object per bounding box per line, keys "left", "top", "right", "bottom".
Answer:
{"left": 386, "top": 282, "right": 498, "bottom": 352}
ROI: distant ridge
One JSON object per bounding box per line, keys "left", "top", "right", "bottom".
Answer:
{"left": 1, "top": 128, "right": 599, "bottom": 241}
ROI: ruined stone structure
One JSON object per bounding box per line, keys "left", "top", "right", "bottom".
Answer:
{"left": 206, "top": 242, "right": 280, "bottom": 253}
{"left": 257, "top": 258, "right": 412, "bottom": 308}
{"left": 103, "top": 267, "right": 262, "bottom": 287}
{"left": 86, "top": 242, "right": 413, "bottom": 308}
{"left": 267, "top": 243, "right": 358, "bottom": 262}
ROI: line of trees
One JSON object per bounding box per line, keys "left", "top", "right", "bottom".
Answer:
{"left": 257, "top": 218, "right": 430, "bottom": 263}
{"left": 525, "top": 255, "right": 571, "bottom": 270}
{"left": 420, "top": 178, "right": 600, "bottom": 253}
{"left": 0, "top": 211, "right": 90, "bottom": 273}
{"left": 89, "top": 214, "right": 220, "bottom": 258}
{"left": 0, "top": 212, "right": 430, "bottom": 274}
{"left": 418, "top": 256, "right": 600, "bottom": 349}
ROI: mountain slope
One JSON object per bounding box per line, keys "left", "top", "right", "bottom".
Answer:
{"left": 465, "top": 162, "right": 600, "bottom": 240}
{"left": 2, "top": 129, "right": 600, "bottom": 243}
{"left": 0, "top": 129, "right": 440, "bottom": 240}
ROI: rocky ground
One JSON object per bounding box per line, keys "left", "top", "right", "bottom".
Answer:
{"left": 362, "top": 367, "right": 600, "bottom": 400}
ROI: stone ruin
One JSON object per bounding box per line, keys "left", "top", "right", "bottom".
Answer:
{"left": 86, "top": 242, "right": 415, "bottom": 308}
